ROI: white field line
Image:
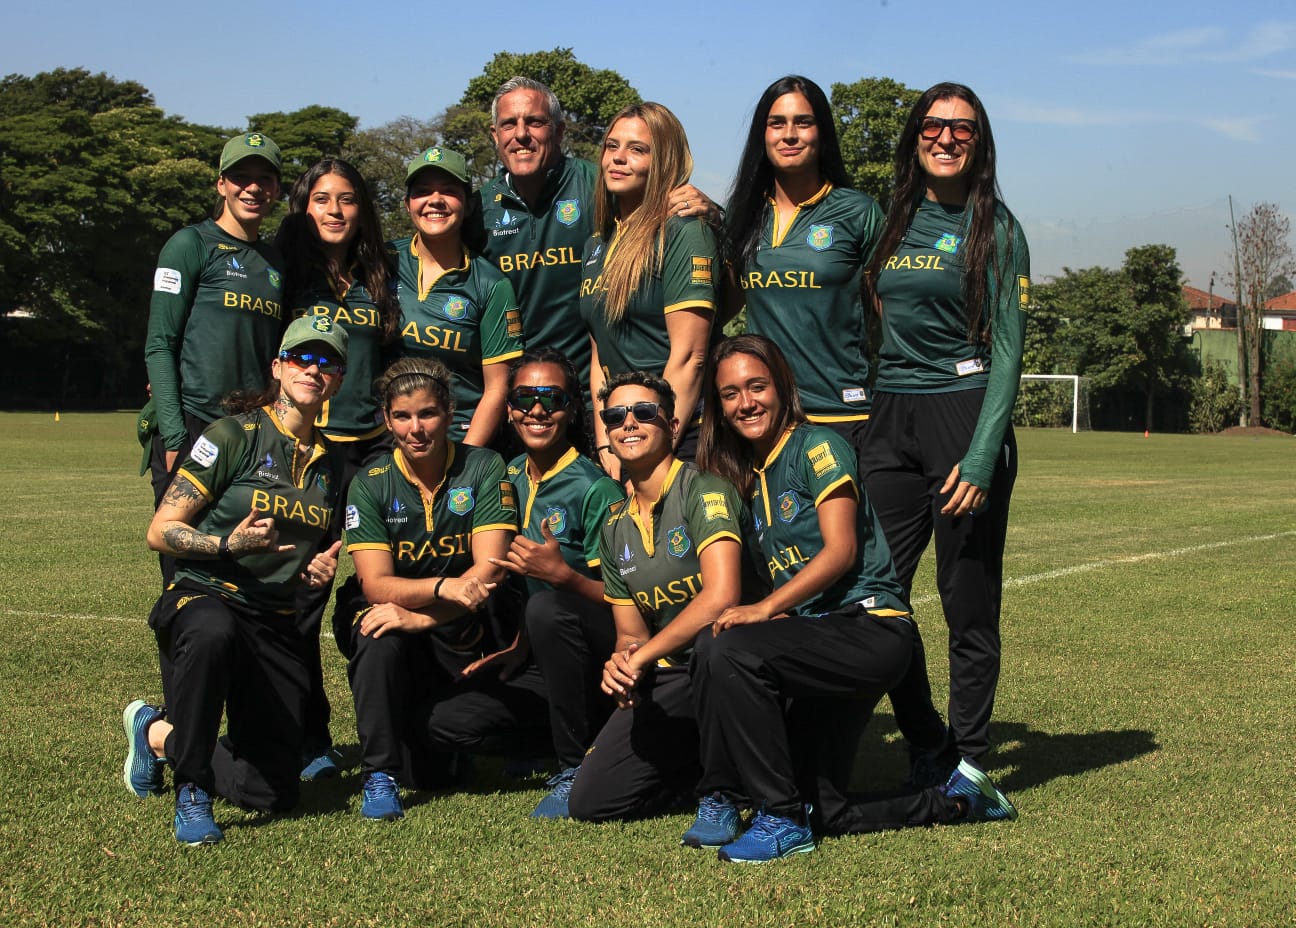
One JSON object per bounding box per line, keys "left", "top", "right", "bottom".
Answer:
{"left": 4, "top": 530, "right": 1293, "bottom": 621}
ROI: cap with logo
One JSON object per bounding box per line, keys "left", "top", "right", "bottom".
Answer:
{"left": 405, "top": 146, "right": 471, "bottom": 188}
{"left": 220, "top": 132, "right": 283, "bottom": 175}
{"left": 279, "top": 315, "right": 349, "bottom": 361}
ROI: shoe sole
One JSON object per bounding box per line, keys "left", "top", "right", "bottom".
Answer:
{"left": 952, "top": 764, "right": 1018, "bottom": 822}
{"left": 177, "top": 833, "right": 224, "bottom": 847}
{"left": 681, "top": 834, "right": 734, "bottom": 849}
{"left": 122, "top": 700, "right": 162, "bottom": 799}
{"left": 718, "top": 839, "right": 815, "bottom": 863}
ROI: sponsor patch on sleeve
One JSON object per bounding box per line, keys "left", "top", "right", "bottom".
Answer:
{"left": 1018, "top": 275, "right": 1031, "bottom": 309}
{"left": 807, "top": 441, "right": 837, "bottom": 478}
{"left": 505, "top": 309, "right": 523, "bottom": 338}
{"left": 190, "top": 435, "right": 219, "bottom": 468}
{"left": 701, "top": 492, "right": 730, "bottom": 522}
{"left": 499, "top": 481, "right": 517, "bottom": 512}
{"left": 344, "top": 505, "right": 360, "bottom": 531}
{"left": 691, "top": 256, "right": 712, "bottom": 286}
{"left": 154, "top": 268, "right": 182, "bottom": 294}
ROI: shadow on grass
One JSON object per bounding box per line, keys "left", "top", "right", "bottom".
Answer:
{"left": 849, "top": 713, "right": 1159, "bottom": 795}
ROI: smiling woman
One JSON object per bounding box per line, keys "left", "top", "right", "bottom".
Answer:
{"left": 389, "top": 147, "right": 525, "bottom": 450}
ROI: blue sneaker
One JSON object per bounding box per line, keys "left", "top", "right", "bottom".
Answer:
{"left": 173, "top": 783, "right": 223, "bottom": 846}
{"left": 530, "top": 765, "right": 579, "bottom": 819}
{"left": 681, "top": 793, "right": 741, "bottom": 848}
{"left": 122, "top": 700, "right": 165, "bottom": 798}
{"left": 942, "top": 759, "right": 1018, "bottom": 823}
{"left": 361, "top": 771, "right": 404, "bottom": 821}
{"left": 718, "top": 810, "right": 815, "bottom": 863}
{"left": 301, "top": 748, "right": 341, "bottom": 781}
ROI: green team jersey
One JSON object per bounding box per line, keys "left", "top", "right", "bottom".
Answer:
{"left": 174, "top": 406, "right": 341, "bottom": 611}
{"left": 579, "top": 216, "right": 717, "bottom": 379}
{"left": 506, "top": 446, "right": 626, "bottom": 597}
{"left": 472, "top": 156, "right": 596, "bottom": 379}
{"left": 344, "top": 443, "right": 517, "bottom": 579}
{"left": 739, "top": 184, "right": 883, "bottom": 422}
{"left": 145, "top": 219, "right": 286, "bottom": 449}
{"left": 873, "top": 199, "right": 1030, "bottom": 487}
{"left": 290, "top": 274, "right": 390, "bottom": 440}
{"left": 600, "top": 460, "right": 743, "bottom": 657}
{"left": 389, "top": 239, "right": 525, "bottom": 437}
{"left": 750, "top": 425, "right": 909, "bottom": 617}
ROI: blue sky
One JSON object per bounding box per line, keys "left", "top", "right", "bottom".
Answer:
{"left": 6, "top": 0, "right": 1293, "bottom": 293}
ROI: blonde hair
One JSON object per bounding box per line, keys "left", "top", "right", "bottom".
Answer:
{"left": 591, "top": 103, "right": 693, "bottom": 325}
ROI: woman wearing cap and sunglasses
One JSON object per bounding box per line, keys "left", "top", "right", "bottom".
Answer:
{"left": 144, "top": 132, "right": 287, "bottom": 583}
{"left": 861, "top": 83, "right": 1030, "bottom": 801}
{"left": 276, "top": 158, "right": 401, "bottom": 780}
{"left": 342, "top": 357, "right": 551, "bottom": 822}
{"left": 579, "top": 103, "right": 717, "bottom": 468}
{"left": 487, "top": 347, "right": 625, "bottom": 818}
{"left": 565, "top": 370, "right": 745, "bottom": 823}
{"left": 121, "top": 315, "right": 349, "bottom": 845}
{"left": 391, "top": 147, "right": 524, "bottom": 450}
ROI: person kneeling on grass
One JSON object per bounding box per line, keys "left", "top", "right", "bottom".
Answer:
{"left": 692, "top": 335, "right": 1016, "bottom": 863}
{"left": 122, "top": 315, "right": 348, "bottom": 845}
{"left": 340, "top": 357, "right": 552, "bottom": 821}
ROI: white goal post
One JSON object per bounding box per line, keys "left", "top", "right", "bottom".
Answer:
{"left": 1020, "top": 374, "right": 1085, "bottom": 433}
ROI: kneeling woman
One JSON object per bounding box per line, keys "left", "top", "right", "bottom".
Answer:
{"left": 343, "top": 357, "right": 549, "bottom": 820}
{"left": 122, "top": 315, "right": 348, "bottom": 845}
{"left": 693, "top": 335, "right": 965, "bottom": 862}
{"left": 566, "top": 371, "right": 744, "bottom": 822}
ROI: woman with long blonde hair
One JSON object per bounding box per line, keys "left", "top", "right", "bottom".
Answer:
{"left": 578, "top": 103, "right": 717, "bottom": 467}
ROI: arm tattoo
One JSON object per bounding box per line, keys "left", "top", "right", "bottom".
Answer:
{"left": 160, "top": 474, "right": 207, "bottom": 509}
{"left": 161, "top": 524, "right": 220, "bottom": 557}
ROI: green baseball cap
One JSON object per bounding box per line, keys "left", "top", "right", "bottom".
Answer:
{"left": 279, "top": 315, "right": 349, "bottom": 362}
{"left": 220, "top": 132, "right": 283, "bottom": 175}
{"left": 405, "top": 146, "right": 471, "bottom": 187}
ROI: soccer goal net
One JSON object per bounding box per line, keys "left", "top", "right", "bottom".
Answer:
{"left": 1015, "top": 374, "right": 1091, "bottom": 432}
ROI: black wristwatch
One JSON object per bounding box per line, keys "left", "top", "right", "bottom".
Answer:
{"left": 218, "top": 535, "right": 235, "bottom": 561}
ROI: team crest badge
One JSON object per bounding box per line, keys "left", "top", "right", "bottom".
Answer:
{"left": 807, "top": 225, "right": 834, "bottom": 251}
{"left": 246, "top": 134, "right": 264, "bottom": 148}
{"left": 555, "top": 199, "right": 580, "bottom": 227}
{"left": 443, "top": 297, "right": 469, "bottom": 321}
{"left": 424, "top": 148, "right": 444, "bottom": 163}
{"left": 777, "top": 491, "right": 799, "bottom": 523}
{"left": 935, "top": 233, "right": 962, "bottom": 254}
{"left": 268, "top": 269, "right": 281, "bottom": 288}
{"left": 310, "top": 316, "right": 332, "bottom": 333}
{"left": 316, "top": 470, "right": 331, "bottom": 493}
{"left": 545, "top": 507, "right": 568, "bottom": 536}
{"left": 666, "top": 525, "right": 691, "bottom": 558}
{"left": 448, "top": 487, "right": 475, "bottom": 515}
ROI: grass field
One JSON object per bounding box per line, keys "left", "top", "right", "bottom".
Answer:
{"left": 1, "top": 412, "right": 1292, "bottom": 927}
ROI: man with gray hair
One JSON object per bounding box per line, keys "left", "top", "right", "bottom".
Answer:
{"left": 471, "top": 77, "right": 714, "bottom": 391}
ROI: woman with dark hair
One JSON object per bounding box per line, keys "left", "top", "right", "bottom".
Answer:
{"left": 276, "top": 158, "right": 401, "bottom": 779}
{"left": 342, "top": 357, "right": 550, "bottom": 821}
{"left": 145, "top": 133, "right": 287, "bottom": 583}
{"left": 487, "top": 347, "right": 625, "bottom": 818}
{"left": 579, "top": 103, "right": 717, "bottom": 466}
{"left": 861, "top": 82, "right": 1030, "bottom": 798}
{"left": 721, "top": 76, "right": 883, "bottom": 458}
{"left": 122, "top": 315, "right": 348, "bottom": 845}
{"left": 566, "top": 371, "right": 744, "bottom": 823}
{"left": 391, "top": 147, "right": 524, "bottom": 448}
{"left": 690, "top": 334, "right": 929, "bottom": 862}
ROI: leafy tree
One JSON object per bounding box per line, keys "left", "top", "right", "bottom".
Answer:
{"left": 1266, "top": 273, "right": 1293, "bottom": 301}
{"left": 1229, "top": 202, "right": 1294, "bottom": 425}
{"left": 450, "top": 48, "right": 641, "bottom": 179}
{"left": 0, "top": 69, "right": 225, "bottom": 402}
{"left": 1261, "top": 358, "right": 1296, "bottom": 433}
{"left": 343, "top": 115, "right": 439, "bottom": 240}
{"left": 831, "top": 77, "right": 919, "bottom": 206}
{"left": 1189, "top": 362, "right": 1242, "bottom": 433}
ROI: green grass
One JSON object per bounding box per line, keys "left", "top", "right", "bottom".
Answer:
{"left": 1, "top": 414, "right": 1293, "bottom": 927}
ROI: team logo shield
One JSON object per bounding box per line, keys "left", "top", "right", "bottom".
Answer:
{"left": 777, "top": 491, "right": 799, "bottom": 523}
{"left": 443, "top": 297, "right": 469, "bottom": 321}
{"left": 448, "top": 487, "right": 475, "bottom": 515}
{"left": 807, "top": 225, "right": 834, "bottom": 251}
{"left": 666, "top": 525, "right": 692, "bottom": 558}
{"left": 935, "top": 233, "right": 962, "bottom": 254}
{"left": 555, "top": 199, "right": 581, "bottom": 227}
{"left": 545, "top": 507, "right": 568, "bottom": 536}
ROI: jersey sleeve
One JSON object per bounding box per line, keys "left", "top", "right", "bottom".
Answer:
{"left": 800, "top": 429, "right": 861, "bottom": 506}
{"left": 581, "top": 475, "right": 626, "bottom": 570}
{"left": 661, "top": 218, "right": 717, "bottom": 315}
{"left": 686, "top": 473, "right": 744, "bottom": 553}
{"left": 144, "top": 227, "right": 206, "bottom": 450}
{"left": 855, "top": 194, "right": 885, "bottom": 264}
{"left": 173, "top": 416, "right": 249, "bottom": 503}
{"left": 477, "top": 267, "right": 525, "bottom": 365}
{"left": 344, "top": 468, "right": 393, "bottom": 554}
{"left": 470, "top": 450, "right": 518, "bottom": 534}
{"left": 960, "top": 213, "right": 1030, "bottom": 489}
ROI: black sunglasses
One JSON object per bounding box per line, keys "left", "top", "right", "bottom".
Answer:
{"left": 599, "top": 402, "right": 663, "bottom": 428}
{"left": 507, "top": 386, "right": 572, "bottom": 413}
{"left": 279, "top": 349, "right": 345, "bottom": 374}
{"left": 919, "top": 117, "right": 978, "bottom": 142}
